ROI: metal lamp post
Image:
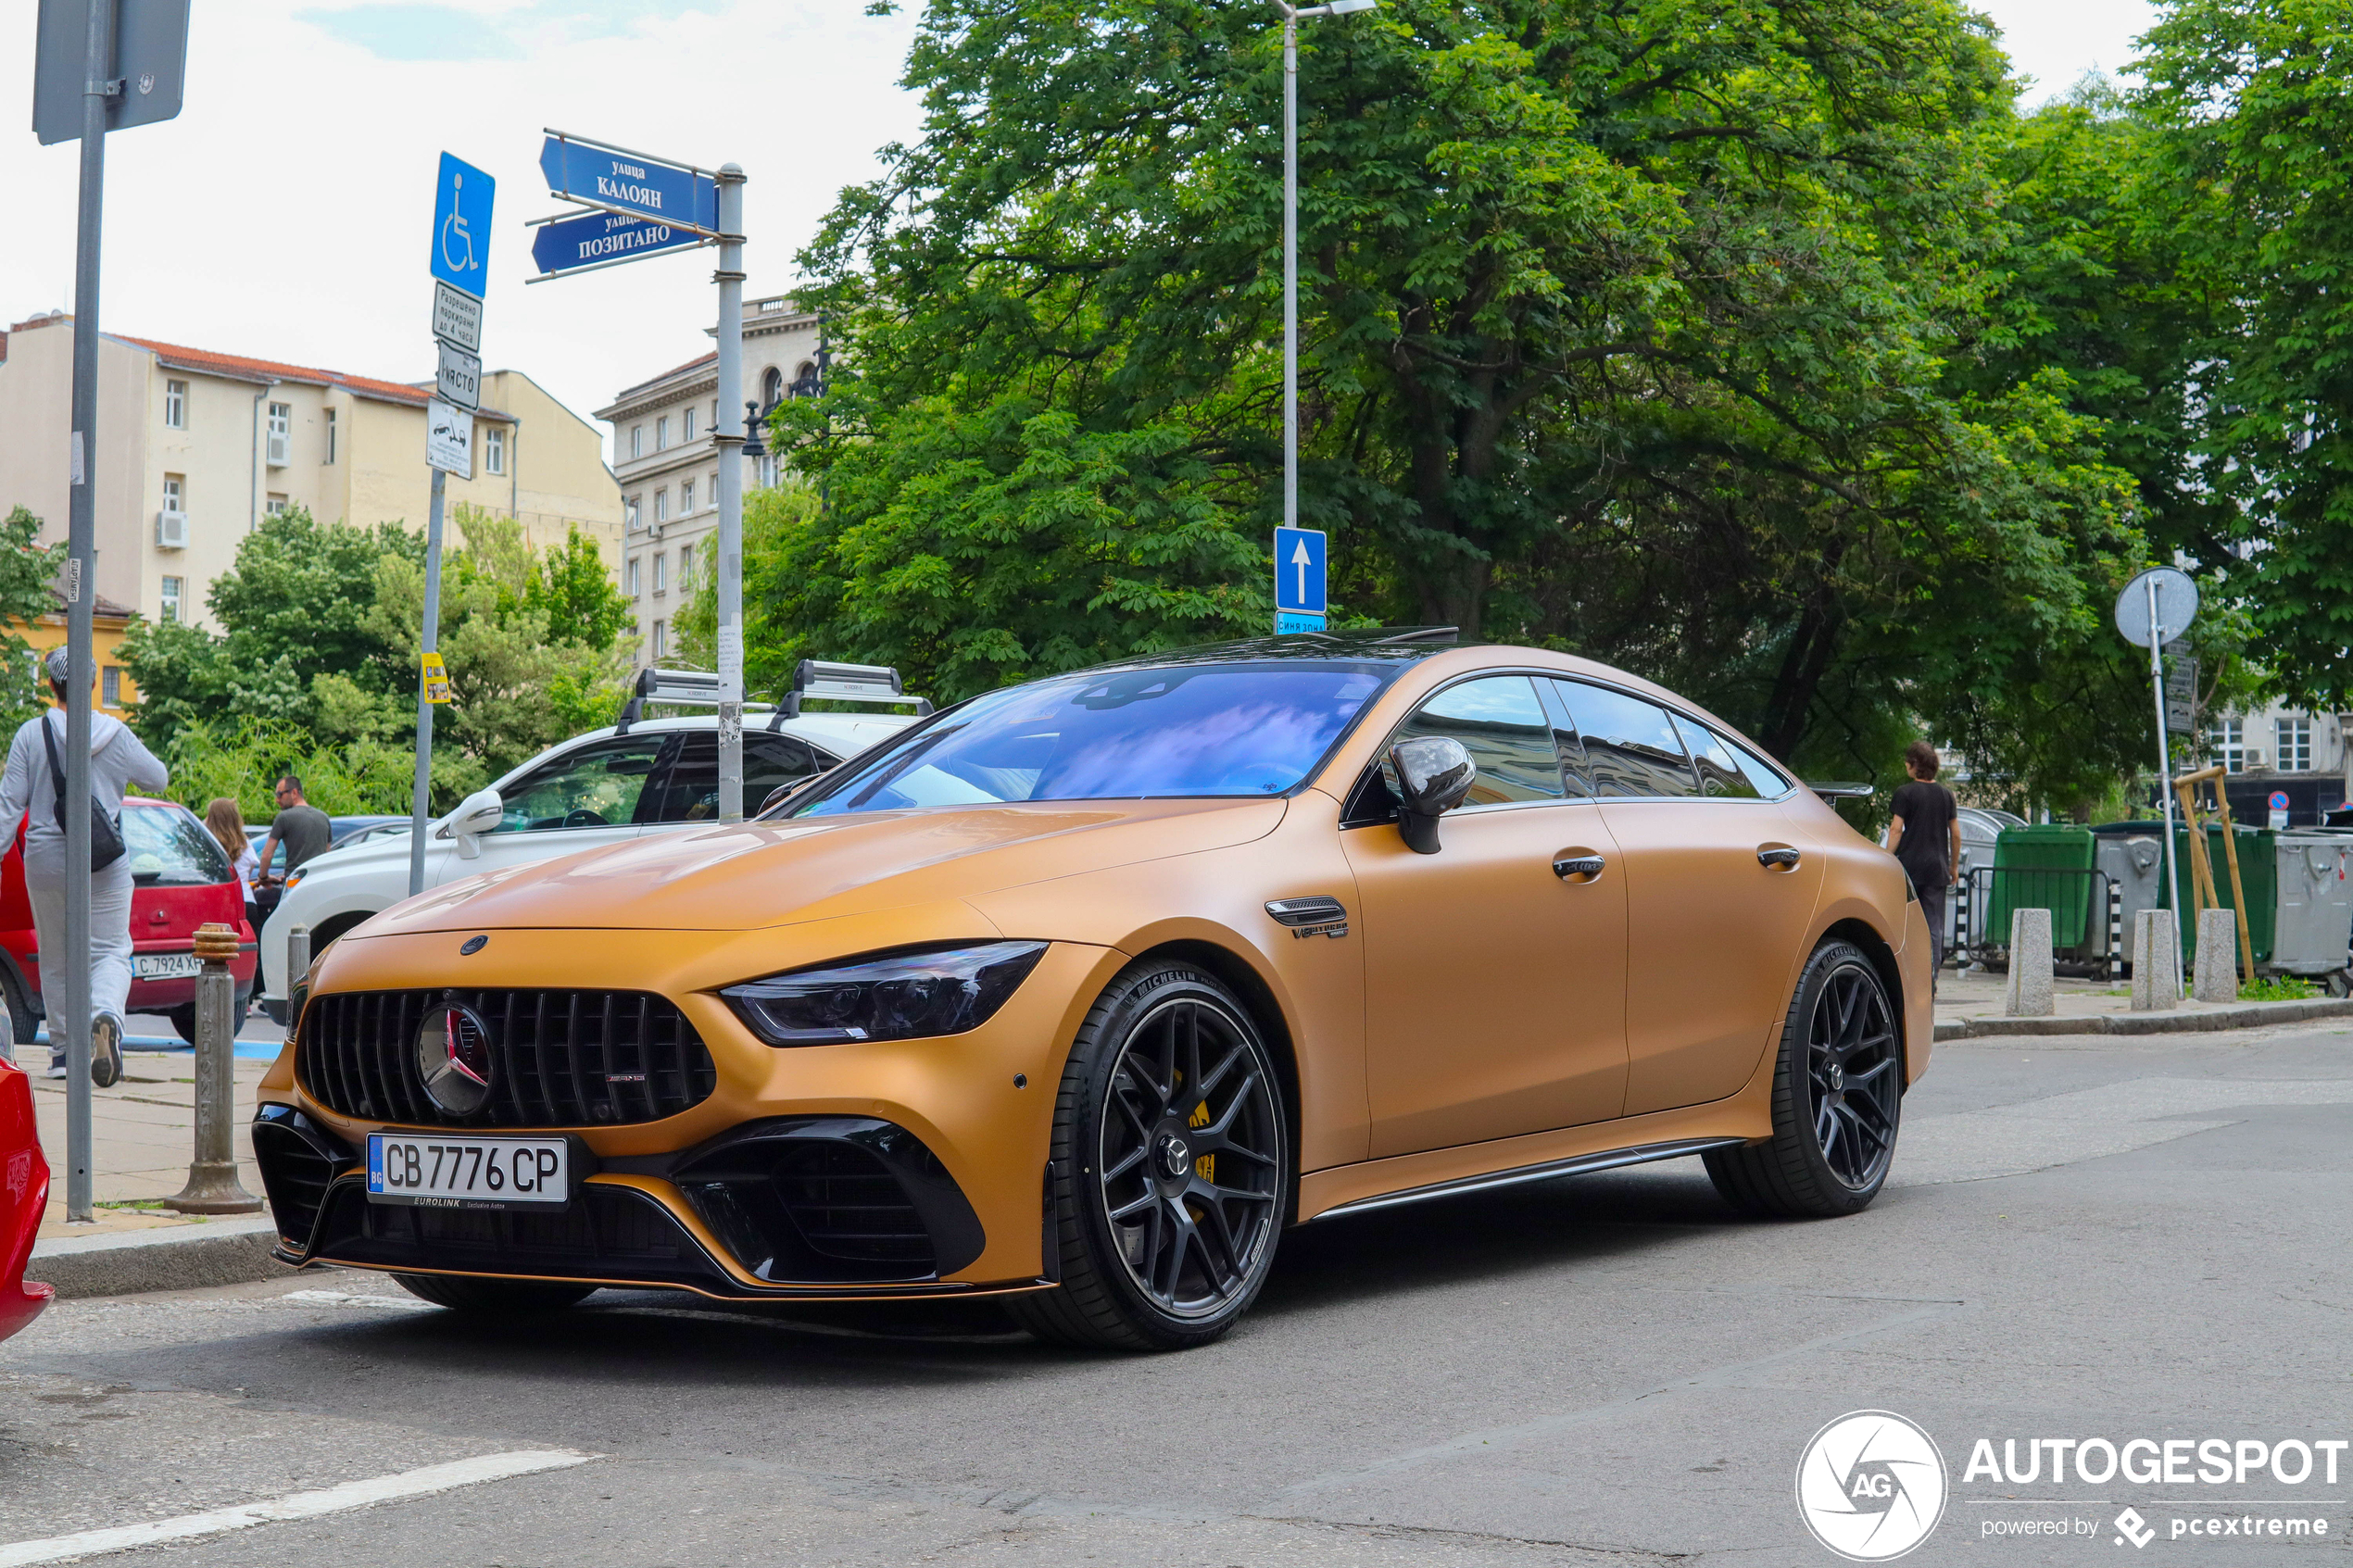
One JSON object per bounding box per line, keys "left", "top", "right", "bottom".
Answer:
{"left": 1274, "top": 0, "right": 1377, "bottom": 533}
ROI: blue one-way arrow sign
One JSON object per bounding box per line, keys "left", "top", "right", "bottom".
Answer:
{"left": 540, "top": 132, "right": 718, "bottom": 234}
{"left": 530, "top": 208, "right": 707, "bottom": 279}
{"left": 430, "top": 152, "right": 495, "bottom": 297}
{"left": 1275, "top": 525, "right": 1327, "bottom": 633}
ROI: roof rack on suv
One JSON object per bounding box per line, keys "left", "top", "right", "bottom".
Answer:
{"left": 775, "top": 659, "right": 933, "bottom": 727}
{"left": 614, "top": 666, "right": 777, "bottom": 734}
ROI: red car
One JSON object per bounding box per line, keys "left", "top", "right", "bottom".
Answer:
{"left": 0, "top": 797, "right": 258, "bottom": 1047}
{"left": 0, "top": 1056, "right": 49, "bottom": 1341}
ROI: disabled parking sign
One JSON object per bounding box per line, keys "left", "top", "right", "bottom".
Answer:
{"left": 429, "top": 153, "right": 496, "bottom": 298}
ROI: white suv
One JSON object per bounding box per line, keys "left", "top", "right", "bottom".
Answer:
{"left": 258, "top": 664, "right": 925, "bottom": 1017}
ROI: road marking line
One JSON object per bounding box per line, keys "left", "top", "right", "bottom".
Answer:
{"left": 0, "top": 1450, "right": 594, "bottom": 1567}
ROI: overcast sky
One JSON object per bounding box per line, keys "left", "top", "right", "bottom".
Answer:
{"left": 0, "top": 0, "right": 2160, "bottom": 463}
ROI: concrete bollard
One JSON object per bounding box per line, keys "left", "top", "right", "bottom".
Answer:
{"left": 2193, "top": 907, "right": 2240, "bottom": 1003}
{"left": 2131, "top": 909, "right": 2182, "bottom": 1010}
{"left": 2003, "top": 908, "right": 2056, "bottom": 1016}
{"left": 162, "top": 922, "right": 264, "bottom": 1214}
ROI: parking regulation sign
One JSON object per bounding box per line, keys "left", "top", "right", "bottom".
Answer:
{"left": 429, "top": 152, "right": 496, "bottom": 298}
{"left": 1275, "top": 526, "right": 1327, "bottom": 634}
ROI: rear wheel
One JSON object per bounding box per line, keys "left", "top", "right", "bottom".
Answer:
{"left": 1705, "top": 940, "right": 1902, "bottom": 1218}
{"left": 1010, "top": 960, "right": 1289, "bottom": 1352}
{"left": 166, "top": 997, "right": 249, "bottom": 1046}
{"left": 391, "top": 1273, "right": 596, "bottom": 1313}
{"left": 0, "top": 971, "right": 33, "bottom": 1049}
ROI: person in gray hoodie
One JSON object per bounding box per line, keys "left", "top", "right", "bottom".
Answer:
{"left": 0, "top": 647, "right": 169, "bottom": 1084}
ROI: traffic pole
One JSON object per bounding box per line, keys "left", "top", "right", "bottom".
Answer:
{"left": 2146, "top": 576, "right": 2183, "bottom": 997}
{"left": 713, "top": 164, "right": 747, "bottom": 823}
{"left": 62, "top": 0, "right": 121, "bottom": 1223}
{"left": 408, "top": 468, "right": 445, "bottom": 897}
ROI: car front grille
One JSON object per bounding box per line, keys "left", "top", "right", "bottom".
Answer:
{"left": 298, "top": 988, "right": 717, "bottom": 1129}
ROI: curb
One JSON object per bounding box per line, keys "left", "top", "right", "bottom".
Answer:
{"left": 26, "top": 1213, "right": 290, "bottom": 1300}
{"left": 1934, "top": 996, "right": 2353, "bottom": 1042}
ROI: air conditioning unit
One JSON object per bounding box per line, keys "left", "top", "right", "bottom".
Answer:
{"left": 266, "top": 432, "right": 290, "bottom": 467}
{"left": 2243, "top": 748, "right": 2267, "bottom": 769}
{"left": 155, "top": 510, "right": 187, "bottom": 550}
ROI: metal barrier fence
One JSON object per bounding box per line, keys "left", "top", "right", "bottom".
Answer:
{"left": 1954, "top": 867, "right": 2123, "bottom": 981}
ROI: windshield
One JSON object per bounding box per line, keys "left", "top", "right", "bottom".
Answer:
{"left": 123, "top": 805, "right": 233, "bottom": 887}
{"left": 793, "top": 661, "right": 1401, "bottom": 816}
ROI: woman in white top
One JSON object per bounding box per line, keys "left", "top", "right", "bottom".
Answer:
{"left": 205, "top": 797, "right": 260, "bottom": 922}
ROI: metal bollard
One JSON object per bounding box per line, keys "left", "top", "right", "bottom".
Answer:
{"left": 163, "top": 922, "right": 264, "bottom": 1214}
{"left": 286, "top": 923, "right": 310, "bottom": 997}
{"left": 2108, "top": 879, "right": 2124, "bottom": 984}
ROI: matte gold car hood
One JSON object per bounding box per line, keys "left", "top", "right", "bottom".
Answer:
{"left": 360, "top": 797, "right": 1290, "bottom": 935}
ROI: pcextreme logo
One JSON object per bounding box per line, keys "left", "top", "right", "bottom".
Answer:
{"left": 1796, "top": 1411, "right": 1950, "bottom": 1562}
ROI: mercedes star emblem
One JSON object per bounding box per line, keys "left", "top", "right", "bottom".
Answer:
{"left": 415, "top": 1000, "right": 495, "bottom": 1116}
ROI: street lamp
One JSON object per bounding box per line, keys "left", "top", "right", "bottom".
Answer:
{"left": 1274, "top": 0, "right": 1377, "bottom": 535}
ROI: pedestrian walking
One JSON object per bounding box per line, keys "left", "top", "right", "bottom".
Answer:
{"left": 1885, "top": 740, "right": 1961, "bottom": 984}
{"left": 0, "top": 648, "right": 169, "bottom": 1084}
{"left": 204, "top": 797, "right": 261, "bottom": 927}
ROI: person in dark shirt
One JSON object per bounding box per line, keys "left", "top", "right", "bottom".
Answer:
{"left": 1885, "top": 741, "right": 1961, "bottom": 985}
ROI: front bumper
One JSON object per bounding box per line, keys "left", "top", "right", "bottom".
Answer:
{"left": 251, "top": 923, "right": 1117, "bottom": 1299}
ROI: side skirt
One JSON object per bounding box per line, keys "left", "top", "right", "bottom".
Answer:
{"left": 1309, "top": 1137, "right": 1747, "bottom": 1222}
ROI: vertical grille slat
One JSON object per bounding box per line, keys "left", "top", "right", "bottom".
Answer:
{"left": 296, "top": 988, "right": 712, "bottom": 1129}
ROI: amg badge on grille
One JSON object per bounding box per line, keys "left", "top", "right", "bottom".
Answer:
{"left": 415, "top": 1000, "right": 496, "bottom": 1115}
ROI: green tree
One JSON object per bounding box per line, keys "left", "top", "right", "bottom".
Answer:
{"left": 0, "top": 507, "right": 69, "bottom": 733}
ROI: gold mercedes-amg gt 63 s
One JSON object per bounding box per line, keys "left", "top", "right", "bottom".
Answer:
{"left": 252, "top": 633, "right": 1931, "bottom": 1350}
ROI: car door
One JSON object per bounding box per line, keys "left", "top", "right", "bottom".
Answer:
{"left": 1344, "top": 673, "right": 1630, "bottom": 1158}
{"left": 637, "top": 731, "right": 835, "bottom": 832}
{"left": 430, "top": 734, "right": 668, "bottom": 885}
{"left": 1552, "top": 680, "right": 1824, "bottom": 1116}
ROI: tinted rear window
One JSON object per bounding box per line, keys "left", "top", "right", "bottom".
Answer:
{"left": 124, "top": 806, "right": 233, "bottom": 886}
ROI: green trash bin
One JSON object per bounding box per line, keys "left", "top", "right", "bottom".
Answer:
{"left": 1989, "top": 825, "right": 2097, "bottom": 950}
{"left": 2158, "top": 823, "right": 2275, "bottom": 968}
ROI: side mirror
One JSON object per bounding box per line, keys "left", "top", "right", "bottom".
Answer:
{"left": 1387, "top": 736, "right": 1476, "bottom": 854}
{"left": 445, "top": 788, "right": 502, "bottom": 860}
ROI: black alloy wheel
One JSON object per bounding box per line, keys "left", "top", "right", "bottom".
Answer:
{"left": 1705, "top": 939, "right": 1902, "bottom": 1218}
{"left": 1012, "top": 960, "right": 1289, "bottom": 1351}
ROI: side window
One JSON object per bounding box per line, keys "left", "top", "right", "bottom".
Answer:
{"left": 1670, "top": 713, "right": 1763, "bottom": 799}
{"left": 643, "top": 733, "right": 831, "bottom": 823}
{"left": 1534, "top": 681, "right": 1594, "bottom": 798}
{"left": 1555, "top": 684, "right": 1697, "bottom": 797}
{"left": 1726, "top": 735, "right": 1793, "bottom": 797}
{"left": 745, "top": 733, "right": 828, "bottom": 810}
{"left": 494, "top": 737, "right": 667, "bottom": 833}
{"left": 1391, "top": 676, "right": 1564, "bottom": 808}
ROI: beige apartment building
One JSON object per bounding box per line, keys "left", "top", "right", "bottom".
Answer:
{"left": 0, "top": 310, "right": 623, "bottom": 633}
{"left": 597, "top": 292, "right": 821, "bottom": 665}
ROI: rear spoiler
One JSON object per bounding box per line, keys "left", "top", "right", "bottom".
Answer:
{"left": 1807, "top": 781, "right": 1875, "bottom": 804}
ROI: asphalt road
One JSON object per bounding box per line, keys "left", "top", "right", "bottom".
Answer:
{"left": 5, "top": 1021, "right": 2352, "bottom": 1567}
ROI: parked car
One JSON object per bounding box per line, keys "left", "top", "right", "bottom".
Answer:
{"left": 0, "top": 1055, "right": 47, "bottom": 1343}
{"left": 246, "top": 815, "right": 415, "bottom": 880}
{"left": 0, "top": 797, "right": 258, "bottom": 1047}
{"left": 254, "top": 633, "right": 1930, "bottom": 1349}
{"left": 255, "top": 668, "right": 928, "bottom": 1016}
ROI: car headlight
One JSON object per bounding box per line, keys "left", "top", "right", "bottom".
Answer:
{"left": 283, "top": 868, "right": 306, "bottom": 889}
{"left": 721, "top": 941, "right": 1048, "bottom": 1047}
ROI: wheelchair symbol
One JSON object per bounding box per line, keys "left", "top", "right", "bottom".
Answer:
{"left": 440, "top": 170, "right": 477, "bottom": 278}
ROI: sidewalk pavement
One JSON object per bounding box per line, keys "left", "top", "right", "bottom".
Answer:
{"left": 1932, "top": 966, "right": 2353, "bottom": 1039}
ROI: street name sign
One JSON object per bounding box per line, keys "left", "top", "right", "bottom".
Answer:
{"left": 530, "top": 207, "right": 705, "bottom": 278}
{"left": 434, "top": 342, "right": 481, "bottom": 410}
{"left": 1275, "top": 525, "right": 1327, "bottom": 633}
{"left": 540, "top": 133, "right": 718, "bottom": 234}
{"left": 33, "top": 0, "right": 190, "bottom": 145}
{"left": 429, "top": 152, "right": 495, "bottom": 298}
{"left": 425, "top": 398, "right": 472, "bottom": 478}
{"left": 431, "top": 282, "right": 482, "bottom": 353}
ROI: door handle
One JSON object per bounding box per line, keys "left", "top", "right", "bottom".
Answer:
{"left": 1757, "top": 846, "right": 1802, "bottom": 869}
{"left": 1553, "top": 854, "right": 1606, "bottom": 882}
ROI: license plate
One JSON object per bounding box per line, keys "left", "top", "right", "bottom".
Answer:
{"left": 366, "top": 1134, "right": 569, "bottom": 1208}
{"left": 133, "top": 953, "right": 203, "bottom": 980}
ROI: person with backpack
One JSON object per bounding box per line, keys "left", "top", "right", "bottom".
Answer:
{"left": 0, "top": 648, "right": 168, "bottom": 1083}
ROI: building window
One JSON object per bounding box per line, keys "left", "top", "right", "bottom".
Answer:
{"left": 2209, "top": 718, "right": 2246, "bottom": 773}
{"left": 651, "top": 620, "right": 666, "bottom": 659}
{"left": 266, "top": 402, "right": 291, "bottom": 465}
{"left": 484, "top": 426, "right": 506, "bottom": 475}
{"left": 265, "top": 494, "right": 289, "bottom": 516}
{"left": 159, "top": 576, "right": 182, "bottom": 624}
{"left": 625, "top": 495, "right": 641, "bottom": 532}
{"left": 678, "top": 542, "right": 694, "bottom": 584}
{"left": 324, "top": 408, "right": 336, "bottom": 463}
{"left": 656, "top": 415, "right": 670, "bottom": 451}
{"left": 631, "top": 425, "right": 643, "bottom": 459}
{"left": 654, "top": 489, "right": 669, "bottom": 523}
{"left": 164, "top": 380, "right": 187, "bottom": 429}
{"left": 2277, "top": 716, "right": 2312, "bottom": 771}
{"left": 709, "top": 470, "right": 718, "bottom": 506}
{"left": 653, "top": 552, "right": 669, "bottom": 594}
{"left": 762, "top": 366, "right": 783, "bottom": 407}
{"left": 162, "top": 474, "right": 183, "bottom": 513}
{"left": 684, "top": 406, "right": 697, "bottom": 442}
{"left": 680, "top": 478, "right": 695, "bottom": 515}
{"left": 101, "top": 667, "right": 120, "bottom": 709}
{"left": 626, "top": 557, "right": 640, "bottom": 597}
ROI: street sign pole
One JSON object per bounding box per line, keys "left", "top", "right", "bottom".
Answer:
{"left": 2145, "top": 576, "right": 2183, "bottom": 992}
{"left": 60, "top": 0, "right": 117, "bottom": 1223}
{"left": 713, "top": 165, "right": 747, "bottom": 823}
{"left": 408, "top": 470, "right": 445, "bottom": 898}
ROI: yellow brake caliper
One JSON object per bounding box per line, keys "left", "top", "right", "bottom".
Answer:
{"left": 1189, "top": 1098, "right": 1214, "bottom": 1183}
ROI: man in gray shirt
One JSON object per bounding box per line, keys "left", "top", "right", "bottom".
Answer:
{"left": 258, "top": 775, "right": 332, "bottom": 884}
{"left": 0, "top": 647, "right": 169, "bottom": 1084}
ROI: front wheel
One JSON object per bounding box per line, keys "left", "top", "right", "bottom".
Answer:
{"left": 1010, "top": 960, "right": 1290, "bottom": 1352}
{"left": 392, "top": 1273, "right": 596, "bottom": 1313}
{"left": 1705, "top": 940, "right": 1903, "bottom": 1218}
